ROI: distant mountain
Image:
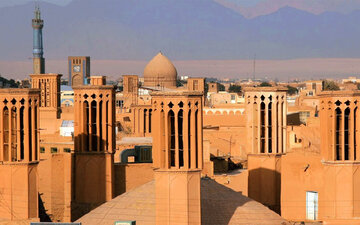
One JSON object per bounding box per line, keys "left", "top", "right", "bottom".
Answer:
{"left": 215, "top": 0, "right": 360, "bottom": 18}
{"left": 0, "top": 0, "right": 360, "bottom": 61}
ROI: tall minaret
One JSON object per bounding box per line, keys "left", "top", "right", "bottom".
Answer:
{"left": 32, "top": 4, "right": 45, "bottom": 74}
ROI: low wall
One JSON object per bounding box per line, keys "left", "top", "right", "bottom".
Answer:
{"left": 114, "top": 163, "right": 154, "bottom": 197}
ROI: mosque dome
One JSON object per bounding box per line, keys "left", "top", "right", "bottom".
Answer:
{"left": 143, "top": 52, "right": 177, "bottom": 89}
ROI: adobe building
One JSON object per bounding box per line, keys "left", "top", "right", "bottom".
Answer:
{"left": 0, "top": 89, "right": 40, "bottom": 222}
{"left": 122, "top": 75, "right": 139, "bottom": 106}
{"left": 208, "top": 82, "right": 219, "bottom": 93}
{"left": 90, "top": 76, "right": 106, "bottom": 86}
{"left": 61, "top": 85, "right": 75, "bottom": 107}
{"left": 115, "top": 75, "right": 139, "bottom": 135}
{"left": 281, "top": 90, "right": 360, "bottom": 224}
{"left": 202, "top": 107, "right": 246, "bottom": 158}
{"left": 304, "top": 80, "right": 323, "bottom": 96}
{"left": 187, "top": 78, "right": 205, "bottom": 92}
{"left": 208, "top": 92, "right": 242, "bottom": 106}
{"left": 187, "top": 78, "right": 206, "bottom": 105}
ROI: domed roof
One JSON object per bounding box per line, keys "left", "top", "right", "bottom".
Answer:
{"left": 77, "top": 179, "right": 289, "bottom": 225}
{"left": 143, "top": 52, "right": 177, "bottom": 88}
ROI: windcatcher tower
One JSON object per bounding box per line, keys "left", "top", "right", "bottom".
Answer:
{"left": 0, "top": 89, "right": 40, "bottom": 221}
{"left": 123, "top": 75, "right": 139, "bottom": 106}
{"left": 187, "top": 78, "right": 205, "bottom": 104}
{"left": 30, "top": 73, "right": 62, "bottom": 119}
{"left": 72, "top": 85, "right": 115, "bottom": 220}
{"left": 317, "top": 91, "right": 360, "bottom": 221}
{"left": 32, "top": 4, "right": 45, "bottom": 74}
{"left": 151, "top": 90, "right": 203, "bottom": 225}
{"left": 245, "top": 86, "right": 287, "bottom": 213}
{"left": 245, "top": 87, "right": 288, "bottom": 154}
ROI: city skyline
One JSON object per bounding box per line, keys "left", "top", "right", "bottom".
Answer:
{"left": 1, "top": 1, "right": 360, "bottom": 224}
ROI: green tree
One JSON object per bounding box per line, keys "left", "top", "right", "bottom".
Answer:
{"left": 259, "top": 82, "right": 272, "bottom": 87}
{"left": 176, "top": 79, "right": 186, "bottom": 87}
{"left": 286, "top": 85, "right": 298, "bottom": 95}
{"left": 218, "top": 83, "right": 225, "bottom": 91}
{"left": 60, "top": 80, "right": 68, "bottom": 85}
{"left": 9, "top": 79, "right": 18, "bottom": 88}
{"left": 323, "top": 80, "right": 340, "bottom": 91}
{"left": 204, "top": 82, "right": 209, "bottom": 93}
{"left": 228, "top": 85, "right": 242, "bottom": 93}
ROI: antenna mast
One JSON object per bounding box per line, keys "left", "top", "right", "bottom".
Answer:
{"left": 253, "top": 54, "right": 256, "bottom": 81}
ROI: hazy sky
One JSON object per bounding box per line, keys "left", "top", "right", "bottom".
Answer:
{"left": 2, "top": 0, "right": 360, "bottom": 17}
{"left": 0, "top": 0, "right": 71, "bottom": 8}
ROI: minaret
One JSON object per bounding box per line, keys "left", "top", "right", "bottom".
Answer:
{"left": 32, "top": 4, "right": 45, "bottom": 74}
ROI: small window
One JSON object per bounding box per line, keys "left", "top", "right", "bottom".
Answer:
{"left": 51, "top": 147, "right": 58, "bottom": 153}
{"left": 116, "top": 100, "right": 124, "bottom": 108}
{"left": 40, "top": 147, "right": 45, "bottom": 153}
{"left": 64, "top": 148, "right": 71, "bottom": 153}
{"left": 127, "top": 156, "right": 135, "bottom": 163}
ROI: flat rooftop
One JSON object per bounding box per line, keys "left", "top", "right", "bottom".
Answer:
{"left": 117, "top": 137, "right": 153, "bottom": 145}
